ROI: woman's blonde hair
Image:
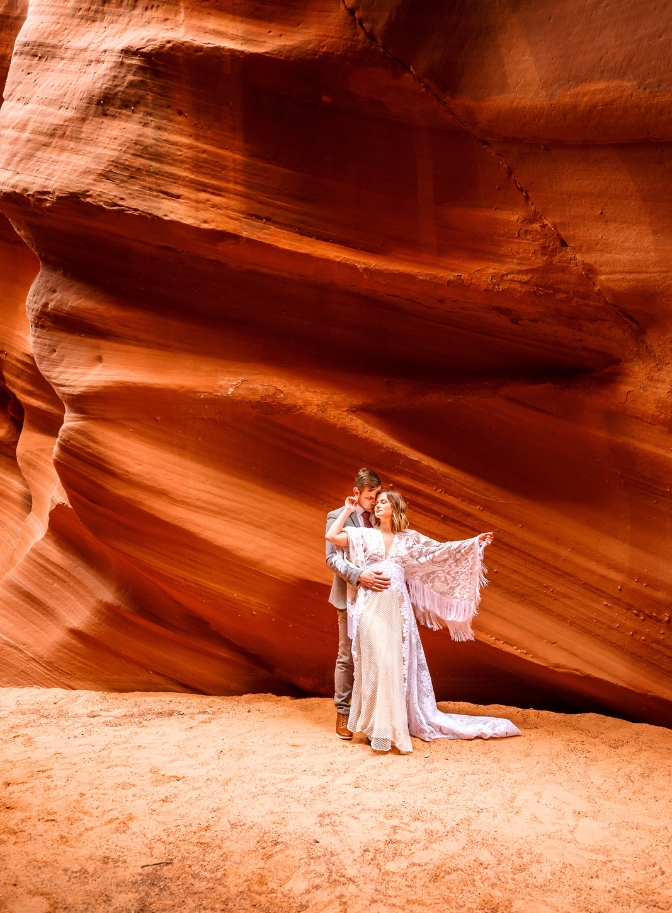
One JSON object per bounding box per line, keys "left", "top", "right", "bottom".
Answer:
{"left": 372, "top": 489, "right": 409, "bottom": 533}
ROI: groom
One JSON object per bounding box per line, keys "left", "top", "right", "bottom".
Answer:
{"left": 326, "top": 467, "right": 391, "bottom": 739}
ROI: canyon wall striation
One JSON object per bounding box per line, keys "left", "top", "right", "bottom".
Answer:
{"left": 0, "top": 0, "right": 670, "bottom": 722}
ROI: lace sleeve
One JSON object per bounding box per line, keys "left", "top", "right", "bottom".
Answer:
{"left": 340, "top": 527, "right": 368, "bottom": 620}
{"left": 342, "top": 526, "right": 367, "bottom": 569}
{"left": 400, "top": 530, "right": 489, "bottom": 641}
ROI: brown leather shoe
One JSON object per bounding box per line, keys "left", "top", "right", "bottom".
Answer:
{"left": 336, "top": 712, "right": 353, "bottom": 740}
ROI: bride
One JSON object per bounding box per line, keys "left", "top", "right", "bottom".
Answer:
{"left": 326, "top": 489, "right": 520, "bottom": 753}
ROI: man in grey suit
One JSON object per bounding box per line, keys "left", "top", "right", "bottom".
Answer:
{"left": 325, "top": 467, "right": 391, "bottom": 739}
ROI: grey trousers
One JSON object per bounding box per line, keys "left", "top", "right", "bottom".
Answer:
{"left": 334, "top": 609, "right": 354, "bottom": 715}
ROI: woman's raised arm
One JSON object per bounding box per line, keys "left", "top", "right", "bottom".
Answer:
{"left": 325, "top": 496, "right": 358, "bottom": 547}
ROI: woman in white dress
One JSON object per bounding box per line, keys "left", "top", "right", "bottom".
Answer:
{"left": 326, "top": 489, "right": 520, "bottom": 753}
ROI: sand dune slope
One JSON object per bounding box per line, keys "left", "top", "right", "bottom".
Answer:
{"left": 0, "top": 689, "right": 670, "bottom": 912}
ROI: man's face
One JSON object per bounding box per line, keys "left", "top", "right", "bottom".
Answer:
{"left": 354, "top": 486, "right": 379, "bottom": 510}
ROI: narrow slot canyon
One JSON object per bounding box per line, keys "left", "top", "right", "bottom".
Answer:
{"left": 0, "top": 0, "right": 671, "bottom": 721}
{"left": 2, "top": 3, "right": 672, "bottom": 912}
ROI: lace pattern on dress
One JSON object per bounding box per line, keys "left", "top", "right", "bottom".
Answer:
{"left": 400, "top": 530, "right": 488, "bottom": 641}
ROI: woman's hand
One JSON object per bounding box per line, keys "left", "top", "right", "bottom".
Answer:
{"left": 479, "top": 532, "right": 494, "bottom": 546}
{"left": 326, "top": 496, "right": 359, "bottom": 545}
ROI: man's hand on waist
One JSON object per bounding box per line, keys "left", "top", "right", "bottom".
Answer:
{"left": 358, "top": 569, "right": 391, "bottom": 591}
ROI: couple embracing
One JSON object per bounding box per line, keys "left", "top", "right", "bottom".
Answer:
{"left": 325, "top": 468, "right": 520, "bottom": 754}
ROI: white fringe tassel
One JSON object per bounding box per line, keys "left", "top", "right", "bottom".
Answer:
{"left": 408, "top": 578, "right": 478, "bottom": 641}
{"left": 477, "top": 536, "right": 490, "bottom": 593}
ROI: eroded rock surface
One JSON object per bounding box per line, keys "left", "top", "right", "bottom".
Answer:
{"left": 0, "top": 0, "right": 670, "bottom": 722}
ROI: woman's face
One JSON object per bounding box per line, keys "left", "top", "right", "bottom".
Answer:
{"left": 374, "top": 493, "right": 392, "bottom": 522}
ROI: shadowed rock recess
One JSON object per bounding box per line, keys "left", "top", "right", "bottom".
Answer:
{"left": 0, "top": 0, "right": 670, "bottom": 724}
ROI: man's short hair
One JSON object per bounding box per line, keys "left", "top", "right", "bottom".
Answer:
{"left": 354, "top": 468, "right": 381, "bottom": 491}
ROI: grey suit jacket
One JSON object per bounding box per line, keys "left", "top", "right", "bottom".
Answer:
{"left": 325, "top": 508, "right": 362, "bottom": 609}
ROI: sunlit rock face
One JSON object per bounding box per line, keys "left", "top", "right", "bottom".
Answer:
{"left": 0, "top": 0, "right": 670, "bottom": 722}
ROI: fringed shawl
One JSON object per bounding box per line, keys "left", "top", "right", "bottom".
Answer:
{"left": 343, "top": 528, "right": 488, "bottom": 642}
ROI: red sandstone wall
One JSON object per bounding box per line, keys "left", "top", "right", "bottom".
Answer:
{"left": 0, "top": 0, "right": 670, "bottom": 723}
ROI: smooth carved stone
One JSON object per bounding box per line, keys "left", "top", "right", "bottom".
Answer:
{"left": 0, "top": 0, "right": 670, "bottom": 723}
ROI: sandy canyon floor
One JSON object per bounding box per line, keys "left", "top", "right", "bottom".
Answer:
{"left": 0, "top": 690, "right": 670, "bottom": 913}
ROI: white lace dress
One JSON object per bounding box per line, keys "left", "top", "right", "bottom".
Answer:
{"left": 342, "top": 527, "right": 521, "bottom": 753}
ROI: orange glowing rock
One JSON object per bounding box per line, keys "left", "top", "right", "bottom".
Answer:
{"left": 0, "top": 0, "right": 670, "bottom": 724}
